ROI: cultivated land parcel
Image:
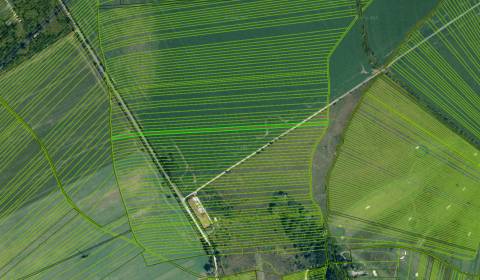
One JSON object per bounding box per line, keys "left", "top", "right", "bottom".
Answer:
{"left": 328, "top": 75, "right": 480, "bottom": 259}
{"left": 97, "top": 0, "right": 357, "bottom": 194}
{"left": 0, "top": 0, "right": 479, "bottom": 279}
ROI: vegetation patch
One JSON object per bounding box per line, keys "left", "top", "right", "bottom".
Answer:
{"left": 198, "top": 114, "right": 327, "bottom": 258}
{"left": 0, "top": 0, "right": 70, "bottom": 71}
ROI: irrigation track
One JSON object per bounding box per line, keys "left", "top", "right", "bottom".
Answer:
{"left": 57, "top": 1, "right": 219, "bottom": 277}
{"left": 186, "top": 0, "right": 480, "bottom": 198}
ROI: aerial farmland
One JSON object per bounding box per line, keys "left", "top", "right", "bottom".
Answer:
{"left": 0, "top": 0, "right": 478, "bottom": 279}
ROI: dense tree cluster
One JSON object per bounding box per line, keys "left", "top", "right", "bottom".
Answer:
{"left": 0, "top": 0, "right": 70, "bottom": 71}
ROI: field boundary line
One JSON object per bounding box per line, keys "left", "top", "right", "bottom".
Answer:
{"left": 0, "top": 95, "right": 102, "bottom": 228}
{"left": 387, "top": 0, "right": 480, "bottom": 68}
{"left": 186, "top": 70, "right": 382, "bottom": 199}
{"left": 58, "top": 1, "right": 218, "bottom": 277}
{"left": 187, "top": 0, "right": 480, "bottom": 198}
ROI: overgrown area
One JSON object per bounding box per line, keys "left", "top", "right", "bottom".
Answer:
{"left": 0, "top": 0, "right": 70, "bottom": 71}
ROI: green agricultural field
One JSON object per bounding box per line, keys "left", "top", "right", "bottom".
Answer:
{"left": 329, "top": 0, "right": 439, "bottom": 100}
{"left": 283, "top": 267, "right": 326, "bottom": 280}
{"left": 0, "top": 33, "right": 121, "bottom": 224}
{"left": 0, "top": 33, "right": 207, "bottom": 278}
{"left": 391, "top": 0, "right": 480, "bottom": 147}
{"left": 0, "top": 33, "right": 133, "bottom": 278}
{"left": 2, "top": 0, "right": 480, "bottom": 278}
{"left": 329, "top": 19, "right": 371, "bottom": 101}
{"left": 365, "top": 0, "right": 439, "bottom": 64}
{"left": 205, "top": 271, "right": 257, "bottom": 280}
{"left": 110, "top": 94, "right": 207, "bottom": 264}
{"left": 98, "top": 0, "right": 358, "bottom": 194}
{"left": 103, "top": 254, "right": 207, "bottom": 280}
{"left": 65, "top": 0, "right": 101, "bottom": 54}
{"left": 328, "top": 75, "right": 480, "bottom": 259}
{"left": 198, "top": 114, "right": 327, "bottom": 256}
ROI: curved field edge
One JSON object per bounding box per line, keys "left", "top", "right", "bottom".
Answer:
{"left": 0, "top": 33, "right": 206, "bottom": 278}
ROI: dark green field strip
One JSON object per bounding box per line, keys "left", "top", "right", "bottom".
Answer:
{"left": 100, "top": 0, "right": 245, "bottom": 11}
{"left": 100, "top": 0, "right": 357, "bottom": 195}
{"left": 392, "top": 0, "right": 480, "bottom": 146}
{"left": 112, "top": 113, "right": 329, "bottom": 141}
{"left": 363, "top": 0, "right": 439, "bottom": 65}
{"left": 99, "top": 0, "right": 356, "bottom": 50}
{"left": 328, "top": 76, "right": 480, "bottom": 259}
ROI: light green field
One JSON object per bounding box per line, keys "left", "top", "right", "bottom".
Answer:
{"left": 103, "top": 253, "right": 206, "bottom": 280}
{"left": 98, "top": 0, "right": 358, "bottom": 194}
{"left": 328, "top": 76, "right": 480, "bottom": 259}
{"left": 0, "top": 50, "right": 137, "bottom": 277}
{"left": 392, "top": 0, "right": 480, "bottom": 145}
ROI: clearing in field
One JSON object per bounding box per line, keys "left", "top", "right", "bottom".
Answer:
{"left": 327, "top": 75, "right": 480, "bottom": 259}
